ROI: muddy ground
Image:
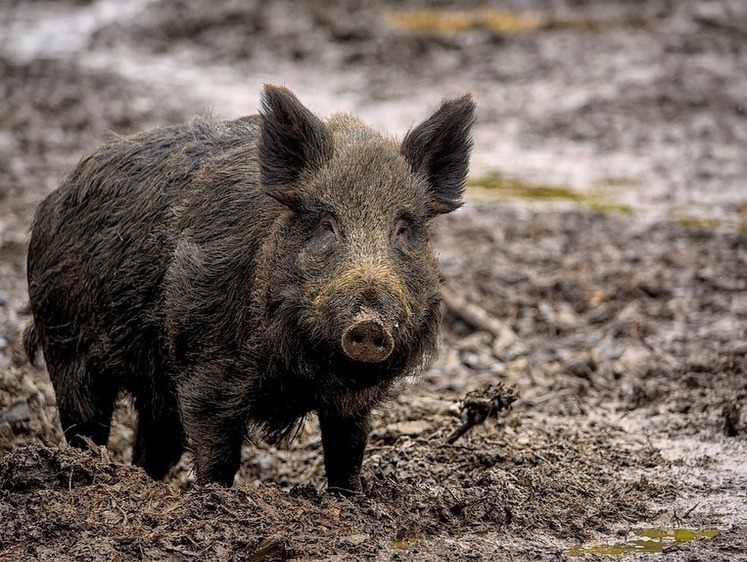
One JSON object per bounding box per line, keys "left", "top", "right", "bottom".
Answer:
{"left": 0, "top": 0, "right": 745, "bottom": 560}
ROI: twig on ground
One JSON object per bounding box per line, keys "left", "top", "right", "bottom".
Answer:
{"left": 440, "top": 284, "right": 526, "bottom": 359}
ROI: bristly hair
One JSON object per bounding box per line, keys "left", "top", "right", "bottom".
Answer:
{"left": 23, "top": 321, "right": 41, "bottom": 366}
{"left": 254, "top": 414, "right": 307, "bottom": 446}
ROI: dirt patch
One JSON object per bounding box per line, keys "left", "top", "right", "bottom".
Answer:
{"left": 0, "top": 420, "right": 667, "bottom": 560}
{"left": 1, "top": 0, "right": 746, "bottom": 560}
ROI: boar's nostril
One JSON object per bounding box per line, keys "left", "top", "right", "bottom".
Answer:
{"left": 341, "top": 319, "right": 394, "bottom": 364}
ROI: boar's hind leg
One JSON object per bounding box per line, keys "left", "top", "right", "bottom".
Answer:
{"left": 132, "top": 395, "right": 185, "bottom": 480}
{"left": 318, "top": 408, "right": 371, "bottom": 494}
{"left": 49, "top": 359, "right": 118, "bottom": 449}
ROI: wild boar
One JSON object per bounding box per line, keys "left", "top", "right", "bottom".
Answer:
{"left": 25, "top": 85, "right": 475, "bottom": 492}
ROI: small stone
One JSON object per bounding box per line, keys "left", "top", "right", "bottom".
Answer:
{"left": 341, "top": 533, "right": 370, "bottom": 546}
{"left": 1, "top": 399, "right": 30, "bottom": 424}
{"left": 257, "top": 454, "right": 275, "bottom": 473}
{"left": 388, "top": 420, "right": 430, "bottom": 436}
{"left": 457, "top": 331, "right": 492, "bottom": 352}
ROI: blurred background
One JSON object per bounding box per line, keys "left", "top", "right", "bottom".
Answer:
{"left": 2, "top": 0, "right": 745, "bottom": 216}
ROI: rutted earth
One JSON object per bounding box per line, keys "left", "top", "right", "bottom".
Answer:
{"left": 0, "top": 1, "right": 745, "bottom": 560}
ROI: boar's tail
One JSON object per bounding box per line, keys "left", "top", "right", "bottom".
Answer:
{"left": 23, "top": 321, "right": 41, "bottom": 366}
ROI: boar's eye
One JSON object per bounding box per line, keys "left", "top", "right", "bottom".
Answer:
{"left": 320, "top": 216, "right": 340, "bottom": 240}
{"left": 393, "top": 219, "right": 411, "bottom": 243}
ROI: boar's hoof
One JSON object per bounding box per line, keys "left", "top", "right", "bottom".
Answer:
{"left": 342, "top": 319, "right": 394, "bottom": 363}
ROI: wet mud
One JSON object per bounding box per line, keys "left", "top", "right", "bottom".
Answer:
{"left": 0, "top": 0, "right": 745, "bottom": 560}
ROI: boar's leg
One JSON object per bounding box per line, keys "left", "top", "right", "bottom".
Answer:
{"left": 132, "top": 396, "right": 185, "bottom": 480}
{"left": 177, "top": 377, "right": 247, "bottom": 487}
{"left": 48, "top": 358, "right": 118, "bottom": 449}
{"left": 318, "top": 407, "right": 371, "bottom": 494}
{"left": 190, "top": 418, "right": 245, "bottom": 487}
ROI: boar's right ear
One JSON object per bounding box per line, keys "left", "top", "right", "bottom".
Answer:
{"left": 401, "top": 94, "right": 475, "bottom": 216}
{"left": 259, "top": 85, "right": 333, "bottom": 209}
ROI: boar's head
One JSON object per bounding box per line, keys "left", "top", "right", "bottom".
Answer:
{"left": 257, "top": 85, "right": 475, "bottom": 390}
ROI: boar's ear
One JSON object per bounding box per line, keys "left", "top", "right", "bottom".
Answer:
{"left": 259, "top": 85, "right": 333, "bottom": 209}
{"left": 401, "top": 94, "right": 475, "bottom": 216}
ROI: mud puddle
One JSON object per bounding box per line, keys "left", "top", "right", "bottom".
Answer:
{"left": 566, "top": 528, "right": 720, "bottom": 556}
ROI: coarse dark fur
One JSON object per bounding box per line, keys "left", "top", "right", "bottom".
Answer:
{"left": 25, "top": 85, "right": 475, "bottom": 492}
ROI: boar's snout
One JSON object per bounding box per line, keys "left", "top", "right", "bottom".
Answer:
{"left": 341, "top": 313, "right": 394, "bottom": 364}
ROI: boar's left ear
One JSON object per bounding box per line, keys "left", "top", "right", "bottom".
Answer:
{"left": 401, "top": 94, "right": 476, "bottom": 216}
{"left": 259, "top": 85, "right": 334, "bottom": 210}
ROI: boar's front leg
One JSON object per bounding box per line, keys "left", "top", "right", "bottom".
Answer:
{"left": 318, "top": 407, "right": 371, "bottom": 494}
{"left": 177, "top": 374, "right": 248, "bottom": 487}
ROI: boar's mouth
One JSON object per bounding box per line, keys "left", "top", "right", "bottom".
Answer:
{"left": 341, "top": 311, "right": 394, "bottom": 364}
